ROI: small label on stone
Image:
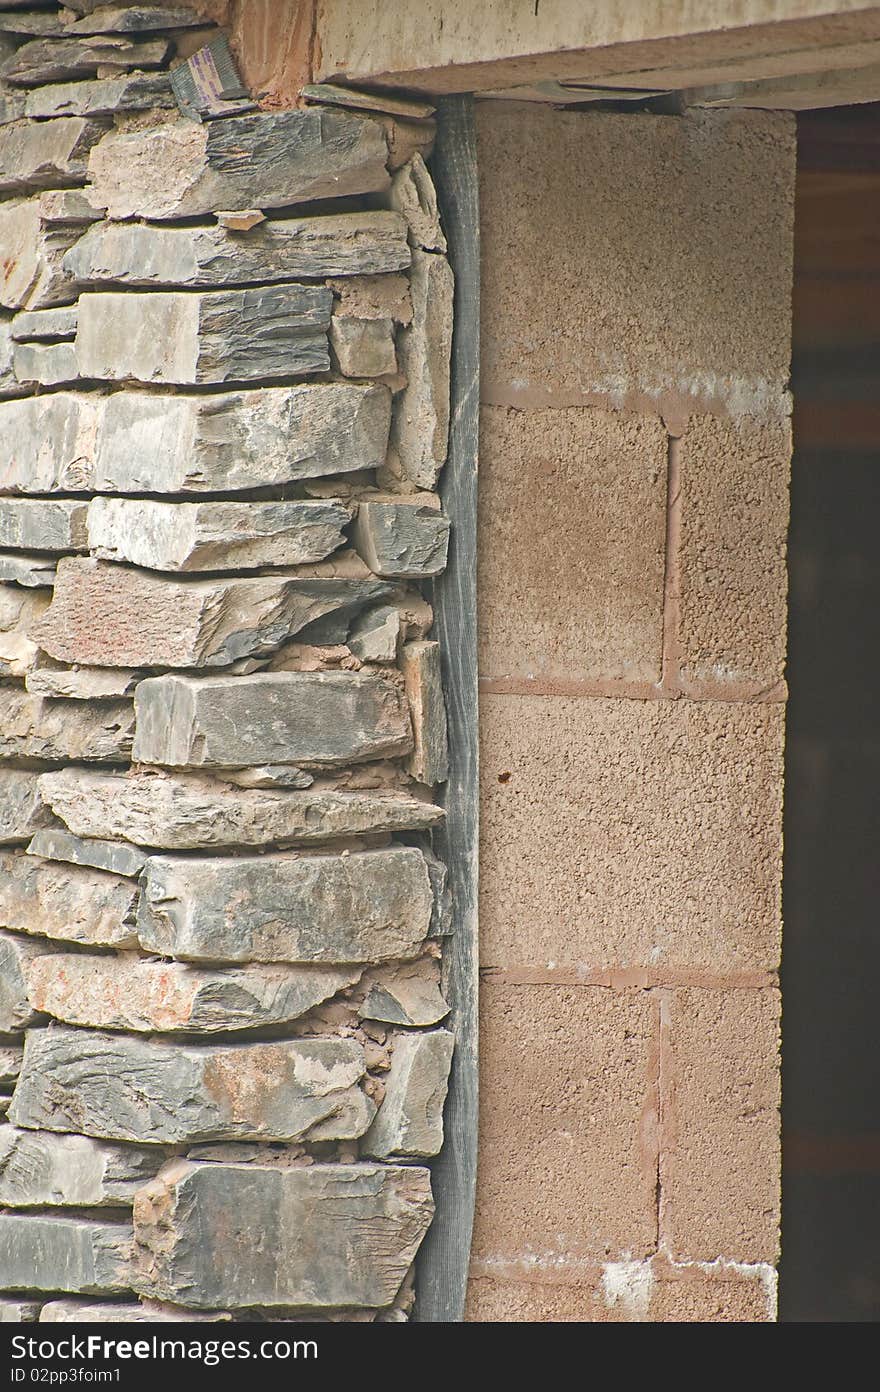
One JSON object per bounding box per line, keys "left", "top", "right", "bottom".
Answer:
{"left": 170, "top": 36, "right": 256, "bottom": 122}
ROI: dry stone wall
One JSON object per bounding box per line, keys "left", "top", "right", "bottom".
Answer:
{"left": 0, "top": 1, "right": 453, "bottom": 1323}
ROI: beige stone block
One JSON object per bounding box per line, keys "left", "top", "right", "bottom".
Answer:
{"left": 480, "top": 695, "right": 784, "bottom": 972}
{"left": 661, "top": 988, "right": 780, "bottom": 1264}
{"left": 677, "top": 414, "right": 790, "bottom": 694}
{"left": 477, "top": 106, "right": 794, "bottom": 419}
{"left": 471, "top": 983, "right": 657, "bottom": 1265}
{"left": 649, "top": 1271, "right": 773, "bottom": 1322}
{"left": 466, "top": 1275, "right": 618, "bottom": 1323}
{"left": 478, "top": 406, "right": 667, "bottom": 682}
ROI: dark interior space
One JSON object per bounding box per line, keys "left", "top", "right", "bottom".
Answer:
{"left": 781, "top": 102, "right": 880, "bottom": 1322}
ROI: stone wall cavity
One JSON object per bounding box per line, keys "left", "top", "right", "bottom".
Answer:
{"left": 0, "top": 1, "right": 453, "bottom": 1323}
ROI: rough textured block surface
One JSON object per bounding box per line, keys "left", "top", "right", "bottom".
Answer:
{"left": 65, "top": 210, "right": 410, "bottom": 286}
{"left": 661, "top": 988, "right": 781, "bottom": 1263}
{"left": 132, "top": 1160, "right": 433, "bottom": 1310}
{"left": 34, "top": 558, "right": 390, "bottom": 669}
{"left": 363, "top": 1029, "right": 453, "bottom": 1158}
{"left": 26, "top": 665, "right": 139, "bottom": 700}
{"left": 391, "top": 248, "right": 452, "bottom": 487}
{"left": 0, "top": 551, "right": 56, "bottom": 586}
{"left": 137, "top": 846, "right": 433, "bottom": 964}
{"left": 0, "top": 850, "right": 139, "bottom": 948}
{"left": 480, "top": 696, "right": 784, "bottom": 971}
{"left": 358, "top": 958, "right": 449, "bottom": 1027}
{"left": 330, "top": 314, "right": 397, "bottom": 376}
{"left": 0, "top": 499, "right": 88, "bottom": 553}
{"left": 87, "top": 497, "right": 350, "bottom": 572}
{"left": 86, "top": 110, "right": 390, "bottom": 220}
{"left": 0, "top": 769, "right": 55, "bottom": 845}
{"left": 39, "top": 768, "right": 443, "bottom": 850}
{"left": 0, "top": 384, "right": 391, "bottom": 493}
{"left": 0, "top": 929, "right": 53, "bottom": 1032}
{"left": 0, "top": 584, "right": 49, "bottom": 678}
{"left": 75, "top": 285, "right": 332, "bottom": 385}
{"left": 0, "top": 1215, "right": 132, "bottom": 1296}
{"left": 0, "top": 1126, "right": 159, "bottom": 1208}
{"left": 0, "top": 198, "right": 79, "bottom": 310}
{"left": 353, "top": 498, "right": 449, "bottom": 578}
{"left": 473, "top": 983, "right": 657, "bottom": 1264}
{"left": 5, "top": 37, "right": 169, "bottom": 86}
{"left": 12, "top": 339, "right": 78, "bottom": 387}
{"left": 0, "top": 116, "right": 106, "bottom": 193}
{"left": 26, "top": 955, "right": 360, "bottom": 1035}
{"left": 479, "top": 406, "right": 667, "bottom": 681}
{"left": 133, "top": 671, "right": 412, "bottom": 768}
{"left": 10, "top": 1028, "right": 373, "bottom": 1145}
{"left": 27, "top": 827, "right": 146, "bottom": 878}
{"left": 11, "top": 305, "right": 78, "bottom": 341}
{"left": 401, "top": 639, "right": 448, "bottom": 785}
{"left": 25, "top": 72, "right": 175, "bottom": 120}
{"left": 39, "top": 1301, "right": 230, "bottom": 1322}
{"left": 0, "top": 689, "right": 134, "bottom": 763}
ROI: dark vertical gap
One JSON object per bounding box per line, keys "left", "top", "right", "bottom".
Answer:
{"left": 413, "top": 95, "right": 481, "bottom": 1323}
{"left": 781, "top": 102, "right": 880, "bottom": 1322}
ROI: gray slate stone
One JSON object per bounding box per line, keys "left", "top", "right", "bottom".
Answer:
{"left": 0, "top": 1046, "right": 23, "bottom": 1086}
{"left": 0, "top": 583, "right": 49, "bottom": 679}
{"left": 12, "top": 340, "right": 78, "bottom": 387}
{"left": 133, "top": 670, "right": 412, "bottom": 769}
{"left": 0, "top": 320, "right": 18, "bottom": 399}
{"left": 25, "top": 955, "right": 360, "bottom": 1034}
{"left": 0, "top": 1214, "right": 132, "bottom": 1295}
{"left": 0, "top": 1125, "right": 160, "bottom": 1207}
{"left": 389, "top": 153, "right": 446, "bottom": 252}
{"left": 0, "top": 197, "right": 81, "bottom": 311}
{"left": 348, "top": 604, "right": 400, "bottom": 662}
{"left": 0, "top": 383, "right": 391, "bottom": 493}
{"left": 5, "top": 37, "right": 169, "bottom": 86}
{"left": 0, "top": 929, "right": 53, "bottom": 1031}
{"left": 223, "top": 765, "right": 313, "bottom": 790}
{"left": 0, "top": 552, "right": 56, "bottom": 586}
{"left": 358, "top": 959, "right": 450, "bottom": 1027}
{"left": 11, "top": 1028, "right": 374, "bottom": 1144}
{"left": 362, "top": 1029, "right": 454, "bottom": 1158}
{"left": 25, "top": 71, "right": 175, "bottom": 119}
{"left": 0, "top": 769, "right": 55, "bottom": 845}
{"left": 0, "top": 849, "right": 139, "bottom": 947}
{"left": 39, "top": 1301, "right": 230, "bottom": 1322}
{"left": 87, "top": 497, "right": 350, "bottom": 572}
{"left": 34, "top": 558, "right": 391, "bottom": 668}
{"left": 39, "top": 768, "right": 443, "bottom": 849}
{"left": 132, "top": 1160, "right": 433, "bottom": 1310}
{"left": 11, "top": 305, "right": 78, "bottom": 341}
{"left": 330, "top": 314, "right": 397, "bottom": 377}
{"left": 0, "top": 500, "right": 87, "bottom": 555}
{"left": 401, "top": 640, "right": 449, "bottom": 785}
{"left": 86, "top": 109, "right": 390, "bottom": 220}
{"left": 35, "top": 188, "right": 101, "bottom": 226}
{"left": 390, "top": 249, "right": 453, "bottom": 488}
{"left": 137, "top": 845, "right": 433, "bottom": 964}
{"left": 353, "top": 498, "right": 450, "bottom": 578}
{"left": 27, "top": 827, "right": 147, "bottom": 878}
{"left": 76, "top": 285, "right": 332, "bottom": 386}
{"left": 64, "top": 210, "right": 410, "bottom": 287}
{"left": 0, "top": 689, "right": 134, "bottom": 762}
{"left": 66, "top": 7, "right": 207, "bottom": 35}
{"left": 0, "top": 116, "right": 108, "bottom": 192}
{"left": 25, "top": 664, "right": 140, "bottom": 700}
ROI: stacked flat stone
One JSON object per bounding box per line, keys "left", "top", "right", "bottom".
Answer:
{"left": 0, "top": 1, "right": 452, "bottom": 1324}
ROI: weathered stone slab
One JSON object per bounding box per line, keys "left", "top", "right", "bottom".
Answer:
{"left": 10, "top": 1028, "right": 374, "bottom": 1144}
{"left": 0, "top": 320, "right": 15, "bottom": 398}
{"left": 36, "top": 188, "right": 101, "bottom": 226}
{"left": 87, "top": 497, "right": 350, "bottom": 573}
{"left": 0, "top": 552, "right": 56, "bottom": 586}
{"left": 353, "top": 498, "right": 450, "bottom": 578}
{"left": 0, "top": 930, "right": 54, "bottom": 1030}
{"left": 39, "top": 768, "right": 443, "bottom": 849}
{"left": 11, "top": 305, "right": 78, "bottom": 341}
{"left": 86, "top": 110, "right": 390, "bottom": 220}
{"left": 0, "top": 1299, "right": 39, "bottom": 1322}
{"left": 330, "top": 314, "right": 397, "bottom": 377}
{"left": 25, "top": 955, "right": 360, "bottom": 1035}
{"left": 76, "top": 285, "right": 332, "bottom": 385}
{"left": 0, "top": 770, "right": 55, "bottom": 845}
{"left": 0, "top": 584, "right": 49, "bottom": 679}
{"left": 133, "top": 670, "right": 412, "bottom": 769}
{"left": 0, "top": 116, "right": 107, "bottom": 192}
{"left": 0, "top": 1125, "right": 160, "bottom": 1207}
{"left": 0, "top": 197, "right": 80, "bottom": 310}
{"left": 5, "top": 37, "right": 169, "bottom": 86}
{"left": 0, "top": 384, "right": 391, "bottom": 493}
{"left": 401, "top": 640, "right": 449, "bottom": 786}
{"left": 0, "top": 1214, "right": 132, "bottom": 1295}
{"left": 390, "top": 249, "right": 453, "bottom": 488}
{"left": 329, "top": 272, "right": 412, "bottom": 324}
{"left": 223, "top": 765, "right": 313, "bottom": 790}
{"left": 12, "top": 339, "right": 78, "bottom": 387}
{"left": 26, "top": 663, "right": 139, "bottom": 700}
{"left": 0, "top": 689, "right": 133, "bottom": 762}
{"left": 0, "top": 500, "right": 87, "bottom": 554}
{"left": 137, "top": 846, "right": 433, "bottom": 964}
{"left": 389, "top": 153, "right": 446, "bottom": 252}
{"left": 0, "top": 850, "right": 138, "bottom": 947}
{"left": 27, "top": 827, "right": 146, "bottom": 878}
{"left": 34, "top": 558, "right": 391, "bottom": 668}
{"left": 39, "top": 1301, "right": 230, "bottom": 1323}
{"left": 348, "top": 604, "right": 399, "bottom": 662}
{"left": 358, "top": 958, "right": 450, "bottom": 1027}
{"left": 65, "top": 210, "right": 410, "bottom": 287}
{"left": 0, "top": 1045, "right": 23, "bottom": 1087}
{"left": 25, "top": 70, "right": 175, "bottom": 119}
{"left": 132, "top": 1160, "right": 433, "bottom": 1310}
{"left": 363, "top": 1029, "right": 454, "bottom": 1159}
{"left": 67, "top": 7, "right": 207, "bottom": 34}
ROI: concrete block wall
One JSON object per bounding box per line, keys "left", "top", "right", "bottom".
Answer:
{"left": 469, "top": 102, "right": 794, "bottom": 1322}
{"left": 0, "top": 2, "right": 452, "bottom": 1322}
